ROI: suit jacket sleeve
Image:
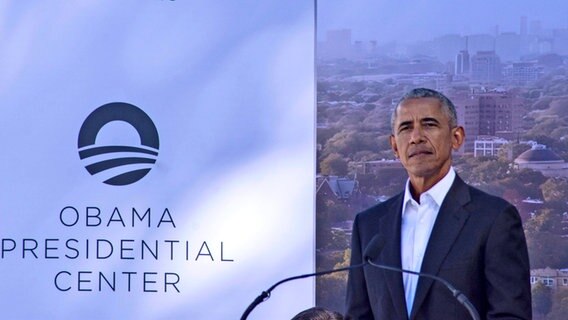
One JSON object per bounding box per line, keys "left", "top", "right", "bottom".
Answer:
{"left": 345, "top": 214, "right": 374, "bottom": 319}
{"left": 484, "top": 204, "right": 532, "bottom": 319}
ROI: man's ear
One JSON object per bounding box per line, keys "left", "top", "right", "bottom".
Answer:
{"left": 390, "top": 134, "right": 399, "bottom": 158}
{"left": 451, "top": 126, "right": 465, "bottom": 150}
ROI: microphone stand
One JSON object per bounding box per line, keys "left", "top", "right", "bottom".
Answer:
{"left": 367, "top": 259, "right": 480, "bottom": 320}
{"left": 240, "top": 257, "right": 480, "bottom": 320}
{"left": 240, "top": 262, "right": 366, "bottom": 320}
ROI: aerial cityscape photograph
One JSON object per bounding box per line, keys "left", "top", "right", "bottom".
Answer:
{"left": 315, "top": 1, "right": 568, "bottom": 319}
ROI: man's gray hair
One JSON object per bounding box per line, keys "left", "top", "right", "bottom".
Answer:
{"left": 391, "top": 88, "right": 458, "bottom": 131}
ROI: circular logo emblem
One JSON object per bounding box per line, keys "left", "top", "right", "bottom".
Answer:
{"left": 78, "top": 102, "right": 159, "bottom": 186}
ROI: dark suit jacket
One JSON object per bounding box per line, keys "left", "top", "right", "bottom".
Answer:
{"left": 345, "top": 175, "right": 531, "bottom": 320}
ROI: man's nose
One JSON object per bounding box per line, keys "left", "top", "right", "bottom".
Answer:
{"left": 409, "top": 126, "right": 425, "bottom": 144}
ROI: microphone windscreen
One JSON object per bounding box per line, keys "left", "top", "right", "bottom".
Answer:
{"left": 363, "top": 235, "right": 386, "bottom": 260}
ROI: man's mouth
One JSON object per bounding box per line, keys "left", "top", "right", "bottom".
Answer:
{"left": 409, "top": 150, "right": 433, "bottom": 158}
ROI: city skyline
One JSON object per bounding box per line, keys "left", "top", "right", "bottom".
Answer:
{"left": 318, "top": 0, "right": 568, "bottom": 45}
{"left": 318, "top": 16, "right": 568, "bottom": 64}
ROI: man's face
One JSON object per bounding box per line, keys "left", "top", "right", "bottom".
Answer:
{"left": 390, "top": 97, "right": 464, "bottom": 185}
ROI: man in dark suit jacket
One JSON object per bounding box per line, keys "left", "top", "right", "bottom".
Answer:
{"left": 345, "top": 88, "right": 531, "bottom": 319}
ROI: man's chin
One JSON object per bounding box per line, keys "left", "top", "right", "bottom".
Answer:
{"left": 407, "top": 165, "right": 442, "bottom": 178}
{"left": 405, "top": 158, "right": 434, "bottom": 169}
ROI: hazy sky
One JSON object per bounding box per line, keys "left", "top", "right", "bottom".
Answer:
{"left": 317, "top": 0, "right": 568, "bottom": 43}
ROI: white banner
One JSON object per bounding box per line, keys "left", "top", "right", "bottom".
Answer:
{"left": 0, "top": 1, "right": 315, "bottom": 319}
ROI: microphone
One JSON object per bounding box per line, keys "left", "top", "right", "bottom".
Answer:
{"left": 240, "top": 262, "right": 367, "bottom": 320}
{"left": 363, "top": 235, "right": 481, "bottom": 320}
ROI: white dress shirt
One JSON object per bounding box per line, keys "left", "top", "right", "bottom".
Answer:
{"left": 400, "top": 167, "right": 456, "bottom": 316}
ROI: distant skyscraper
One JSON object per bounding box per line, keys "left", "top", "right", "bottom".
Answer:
{"left": 471, "top": 51, "right": 502, "bottom": 83}
{"left": 503, "top": 62, "right": 542, "bottom": 85}
{"left": 520, "top": 16, "right": 531, "bottom": 55}
{"left": 452, "top": 91, "right": 522, "bottom": 153}
{"left": 369, "top": 40, "right": 377, "bottom": 55}
{"left": 520, "top": 16, "right": 528, "bottom": 36}
{"left": 455, "top": 50, "right": 470, "bottom": 75}
{"left": 455, "top": 37, "right": 470, "bottom": 75}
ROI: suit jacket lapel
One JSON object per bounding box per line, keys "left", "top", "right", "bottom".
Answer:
{"left": 409, "top": 176, "right": 472, "bottom": 319}
{"left": 378, "top": 193, "right": 409, "bottom": 320}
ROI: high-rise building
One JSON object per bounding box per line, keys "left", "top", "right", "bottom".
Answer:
{"left": 520, "top": 16, "right": 530, "bottom": 55}
{"left": 520, "top": 16, "right": 528, "bottom": 36}
{"left": 455, "top": 37, "right": 470, "bottom": 75}
{"left": 478, "top": 94, "right": 516, "bottom": 135}
{"left": 471, "top": 51, "right": 502, "bottom": 83}
{"left": 453, "top": 95, "right": 480, "bottom": 154}
{"left": 455, "top": 50, "right": 470, "bottom": 75}
{"left": 452, "top": 90, "right": 522, "bottom": 153}
{"left": 503, "top": 62, "right": 542, "bottom": 85}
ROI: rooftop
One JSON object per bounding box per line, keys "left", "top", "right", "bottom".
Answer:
{"left": 515, "top": 144, "right": 563, "bottom": 163}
